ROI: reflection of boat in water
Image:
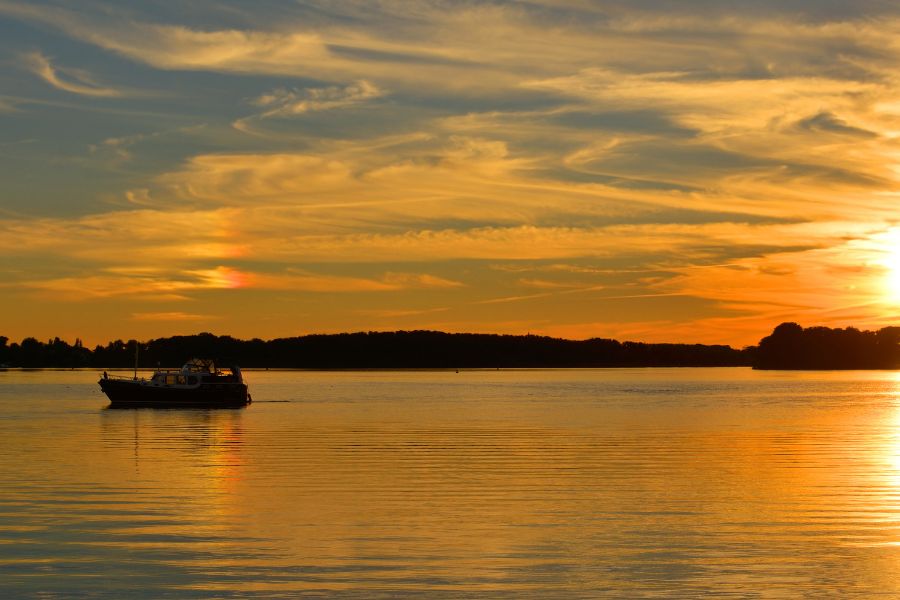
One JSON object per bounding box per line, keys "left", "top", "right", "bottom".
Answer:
{"left": 99, "top": 358, "right": 251, "bottom": 408}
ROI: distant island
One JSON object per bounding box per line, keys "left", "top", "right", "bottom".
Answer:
{"left": 3, "top": 324, "right": 897, "bottom": 370}
{"left": 0, "top": 331, "right": 749, "bottom": 369}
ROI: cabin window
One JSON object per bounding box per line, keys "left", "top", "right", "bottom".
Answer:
{"left": 187, "top": 376, "right": 197, "bottom": 385}
{"left": 165, "top": 374, "right": 178, "bottom": 385}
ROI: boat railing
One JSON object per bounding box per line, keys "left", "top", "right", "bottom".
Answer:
{"left": 100, "top": 364, "right": 238, "bottom": 382}
{"left": 101, "top": 372, "right": 146, "bottom": 382}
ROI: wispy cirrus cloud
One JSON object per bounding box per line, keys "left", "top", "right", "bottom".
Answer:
{"left": 6, "top": 251, "right": 464, "bottom": 301}
{"left": 0, "top": 3, "right": 335, "bottom": 76}
{"left": 17, "top": 266, "right": 247, "bottom": 300}
{"left": 250, "top": 270, "right": 463, "bottom": 292}
{"left": 252, "top": 80, "right": 382, "bottom": 117}
{"left": 234, "top": 80, "right": 384, "bottom": 134}
{"left": 131, "top": 311, "right": 218, "bottom": 322}
{"left": 0, "top": 97, "right": 21, "bottom": 112}
{"left": 356, "top": 307, "right": 450, "bottom": 319}
{"left": 21, "top": 51, "right": 125, "bottom": 97}
{"left": 0, "top": 204, "right": 826, "bottom": 267}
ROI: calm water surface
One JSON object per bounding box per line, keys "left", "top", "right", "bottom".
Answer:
{"left": 3, "top": 368, "right": 900, "bottom": 597}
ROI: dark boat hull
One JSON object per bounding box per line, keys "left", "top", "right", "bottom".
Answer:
{"left": 99, "top": 378, "right": 250, "bottom": 408}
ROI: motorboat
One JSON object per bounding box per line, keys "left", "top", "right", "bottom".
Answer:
{"left": 99, "top": 358, "right": 250, "bottom": 408}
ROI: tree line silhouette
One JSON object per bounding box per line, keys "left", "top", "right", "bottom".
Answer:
{"left": 6, "top": 324, "right": 893, "bottom": 369}
{"left": 0, "top": 331, "right": 750, "bottom": 369}
{"left": 754, "top": 322, "right": 900, "bottom": 369}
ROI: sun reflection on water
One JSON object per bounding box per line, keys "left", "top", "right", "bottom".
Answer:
{"left": 885, "top": 373, "right": 900, "bottom": 490}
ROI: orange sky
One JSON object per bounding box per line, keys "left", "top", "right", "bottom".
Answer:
{"left": 2, "top": 1, "right": 900, "bottom": 347}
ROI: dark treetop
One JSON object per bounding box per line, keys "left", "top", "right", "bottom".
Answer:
{"left": 754, "top": 322, "right": 900, "bottom": 370}
{"left": 0, "top": 332, "right": 750, "bottom": 369}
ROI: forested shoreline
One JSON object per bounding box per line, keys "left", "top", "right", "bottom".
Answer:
{"left": 0, "top": 331, "right": 750, "bottom": 369}
{"left": 5, "top": 323, "right": 898, "bottom": 370}
{"left": 753, "top": 323, "right": 900, "bottom": 369}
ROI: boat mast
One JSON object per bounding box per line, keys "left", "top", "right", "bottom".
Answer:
{"left": 134, "top": 343, "right": 139, "bottom": 380}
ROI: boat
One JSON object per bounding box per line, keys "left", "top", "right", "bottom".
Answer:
{"left": 99, "top": 358, "right": 251, "bottom": 408}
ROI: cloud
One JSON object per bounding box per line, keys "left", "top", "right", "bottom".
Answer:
{"left": 89, "top": 130, "right": 169, "bottom": 163}
{"left": 248, "top": 270, "right": 462, "bottom": 292}
{"left": 5, "top": 247, "right": 465, "bottom": 300}
{"left": 357, "top": 307, "right": 450, "bottom": 318}
{"left": 1, "top": 4, "right": 331, "bottom": 77}
{"left": 0, "top": 97, "right": 21, "bottom": 112}
{"left": 143, "top": 142, "right": 544, "bottom": 222}
{"left": 792, "top": 111, "right": 878, "bottom": 138}
{"left": 0, "top": 208, "right": 249, "bottom": 264}
{"left": 252, "top": 80, "right": 382, "bottom": 117}
{"left": 518, "top": 278, "right": 584, "bottom": 289}
{"left": 157, "top": 154, "right": 354, "bottom": 204}
{"left": 5, "top": 2, "right": 900, "bottom": 98}
{"left": 474, "top": 291, "right": 557, "bottom": 305}
{"left": 18, "top": 266, "right": 248, "bottom": 300}
{"left": 381, "top": 272, "right": 464, "bottom": 288}
{"left": 0, "top": 3, "right": 468, "bottom": 87}
{"left": 21, "top": 51, "right": 125, "bottom": 97}
{"left": 234, "top": 80, "right": 385, "bottom": 134}
{"left": 244, "top": 222, "right": 825, "bottom": 264}
{"left": 132, "top": 311, "right": 218, "bottom": 321}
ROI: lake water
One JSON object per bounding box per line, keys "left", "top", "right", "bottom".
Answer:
{"left": 4, "top": 368, "right": 900, "bottom": 597}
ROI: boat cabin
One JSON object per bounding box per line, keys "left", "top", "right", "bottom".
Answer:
{"left": 148, "top": 359, "right": 243, "bottom": 387}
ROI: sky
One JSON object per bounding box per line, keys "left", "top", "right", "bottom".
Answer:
{"left": 3, "top": 0, "right": 900, "bottom": 347}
